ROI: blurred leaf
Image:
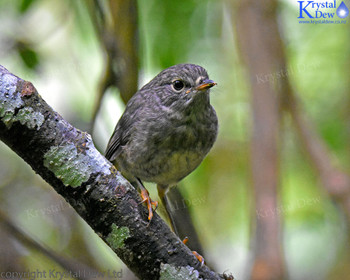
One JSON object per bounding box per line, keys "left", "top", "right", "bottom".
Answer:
{"left": 19, "top": 0, "right": 36, "bottom": 13}
{"left": 17, "top": 43, "right": 40, "bottom": 70}
{"left": 138, "top": 0, "right": 221, "bottom": 68}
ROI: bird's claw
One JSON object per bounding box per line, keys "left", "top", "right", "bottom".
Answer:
{"left": 183, "top": 237, "right": 205, "bottom": 266}
{"left": 192, "top": 251, "right": 205, "bottom": 266}
{"left": 140, "top": 188, "right": 158, "bottom": 221}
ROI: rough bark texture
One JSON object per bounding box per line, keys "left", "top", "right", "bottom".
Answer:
{"left": 0, "top": 65, "right": 224, "bottom": 280}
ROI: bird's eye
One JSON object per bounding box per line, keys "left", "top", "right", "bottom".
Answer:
{"left": 171, "top": 80, "right": 185, "bottom": 92}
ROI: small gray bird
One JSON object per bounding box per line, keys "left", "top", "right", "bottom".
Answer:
{"left": 105, "top": 64, "right": 218, "bottom": 231}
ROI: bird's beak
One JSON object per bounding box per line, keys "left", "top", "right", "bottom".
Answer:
{"left": 195, "top": 79, "right": 217, "bottom": 91}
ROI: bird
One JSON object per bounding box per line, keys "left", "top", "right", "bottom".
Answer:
{"left": 105, "top": 63, "right": 218, "bottom": 234}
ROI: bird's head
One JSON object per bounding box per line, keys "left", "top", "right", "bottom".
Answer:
{"left": 141, "top": 64, "right": 216, "bottom": 109}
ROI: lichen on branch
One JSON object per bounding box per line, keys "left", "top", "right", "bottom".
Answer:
{"left": 0, "top": 65, "right": 224, "bottom": 280}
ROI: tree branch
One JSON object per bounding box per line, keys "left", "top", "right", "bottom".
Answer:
{"left": 0, "top": 65, "right": 224, "bottom": 280}
{"left": 235, "top": 1, "right": 285, "bottom": 279}
{"left": 0, "top": 210, "right": 99, "bottom": 280}
{"left": 282, "top": 79, "right": 350, "bottom": 222}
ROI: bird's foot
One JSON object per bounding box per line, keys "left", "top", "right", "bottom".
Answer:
{"left": 183, "top": 237, "right": 205, "bottom": 266}
{"left": 140, "top": 188, "right": 158, "bottom": 221}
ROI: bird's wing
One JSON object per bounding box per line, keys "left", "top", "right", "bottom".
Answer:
{"left": 104, "top": 126, "right": 122, "bottom": 161}
{"left": 104, "top": 93, "right": 144, "bottom": 161}
{"left": 104, "top": 113, "right": 131, "bottom": 161}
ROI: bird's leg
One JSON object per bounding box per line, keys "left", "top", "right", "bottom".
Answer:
{"left": 157, "top": 184, "right": 180, "bottom": 236}
{"left": 157, "top": 184, "right": 205, "bottom": 266}
{"left": 136, "top": 178, "right": 158, "bottom": 221}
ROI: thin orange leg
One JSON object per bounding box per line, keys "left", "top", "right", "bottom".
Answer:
{"left": 140, "top": 187, "right": 158, "bottom": 221}
{"left": 136, "top": 178, "right": 158, "bottom": 221}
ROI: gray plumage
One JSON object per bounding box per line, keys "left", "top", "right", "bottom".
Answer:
{"left": 105, "top": 64, "right": 218, "bottom": 189}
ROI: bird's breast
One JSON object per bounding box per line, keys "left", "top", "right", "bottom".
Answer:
{"left": 117, "top": 104, "right": 218, "bottom": 185}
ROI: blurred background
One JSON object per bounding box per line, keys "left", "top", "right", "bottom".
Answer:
{"left": 0, "top": 0, "right": 349, "bottom": 279}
